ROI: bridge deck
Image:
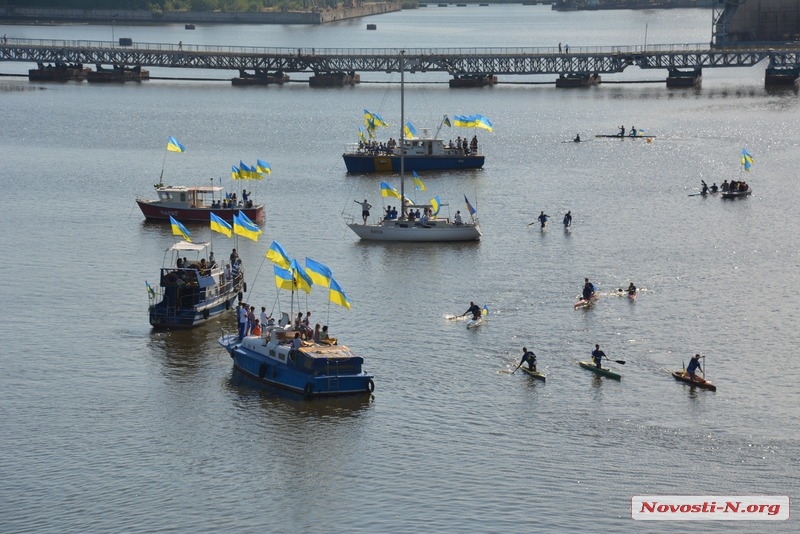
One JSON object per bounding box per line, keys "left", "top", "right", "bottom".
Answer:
{"left": 2, "top": 39, "right": 800, "bottom": 78}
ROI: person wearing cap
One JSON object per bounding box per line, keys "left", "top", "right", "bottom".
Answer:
{"left": 686, "top": 354, "right": 703, "bottom": 379}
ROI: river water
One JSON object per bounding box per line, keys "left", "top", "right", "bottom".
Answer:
{"left": 1, "top": 5, "right": 798, "bottom": 533}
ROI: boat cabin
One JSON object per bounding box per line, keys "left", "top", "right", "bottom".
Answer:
{"left": 154, "top": 185, "right": 224, "bottom": 208}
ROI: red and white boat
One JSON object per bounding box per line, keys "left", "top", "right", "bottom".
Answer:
{"left": 136, "top": 184, "right": 265, "bottom": 223}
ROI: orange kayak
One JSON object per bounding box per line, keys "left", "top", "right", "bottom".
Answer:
{"left": 672, "top": 370, "right": 716, "bottom": 392}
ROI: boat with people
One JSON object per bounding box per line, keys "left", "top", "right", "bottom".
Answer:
{"left": 148, "top": 240, "right": 244, "bottom": 329}
{"left": 137, "top": 183, "right": 264, "bottom": 223}
{"left": 346, "top": 51, "right": 482, "bottom": 243}
{"left": 578, "top": 361, "right": 621, "bottom": 380}
{"left": 672, "top": 370, "right": 717, "bottom": 392}
{"left": 218, "top": 317, "right": 374, "bottom": 399}
{"left": 721, "top": 181, "right": 752, "bottom": 199}
{"left": 595, "top": 133, "right": 656, "bottom": 140}
{"left": 342, "top": 119, "right": 485, "bottom": 173}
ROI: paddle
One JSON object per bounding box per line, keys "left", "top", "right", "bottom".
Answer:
{"left": 605, "top": 356, "right": 626, "bottom": 365}
{"left": 511, "top": 361, "right": 523, "bottom": 375}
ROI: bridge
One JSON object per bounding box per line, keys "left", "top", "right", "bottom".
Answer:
{"left": 2, "top": 38, "right": 800, "bottom": 87}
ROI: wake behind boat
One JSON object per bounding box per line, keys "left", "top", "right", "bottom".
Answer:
{"left": 148, "top": 240, "right": 243, "bottom": 329}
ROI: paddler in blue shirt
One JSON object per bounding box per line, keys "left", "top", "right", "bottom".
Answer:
{"left": 463, "top": 301, "right": 482, "bottom": 320}
{"left": 520, "top": 347, "right": 537, "bottom": 371}
{"left": 686, "top": 354, "right": 703, "bottom": 379}
{"left": 592, "top": 344, "right": 606, "bottom": 369}
{"left": 582, "top": 278, "right": 595, "bottom": 300}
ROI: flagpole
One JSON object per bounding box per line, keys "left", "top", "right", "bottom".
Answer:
{"left": 159, "top": 144, "right": 169, "bottom": 186}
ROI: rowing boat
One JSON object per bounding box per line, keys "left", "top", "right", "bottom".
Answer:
{"left": 578, "top": 361, "right": 621, "bottom": 380}
{"left": 672, "top": 370, "right": 716, "bottom": 391}
{"left": 520, "top": 366, "right": 546, "bottom": 382}
{"left": 594, "top": 134, "right": 656, "bottom": 140}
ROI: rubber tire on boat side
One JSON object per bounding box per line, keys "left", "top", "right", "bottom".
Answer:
{"left": 366, "top": 379, "right": 375, "bottom": 393}
{"left": 258, "top": 363, "right": 267, "bottom": 379}
{"left": 303, "top": 383, "right": 314, "bottom": 399}
{"left": 202, "top": 309, "right": 209, "bottom": 319}
{"left": 243, "top": 282, "right": 247, "bottom": 293}
{"left": 225, "top": 300, "right": 231, "bottom": 310}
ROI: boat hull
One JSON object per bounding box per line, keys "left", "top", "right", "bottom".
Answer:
{"left": 520, "top": 366, "right": 546, "bottom": 381}
{"left": 149, "top": 294, "right": 238, "bottom": 329}
{"left": 342, "top": 154, "right": 485, "bottom": 173}
{"left": 348, "top": 221, "right": 481, "bottom": 242}
{"left": 721, "top": 190, "right": 752, "bottom": 199}
{"left": 579, "top": 361, "right": 621, "bottom": 380}
{"left": 594, "top": 134, "right": 656, "bottom": 140}
{"left": 137, "top": 200, "right": 265, "bottom": 223}
{"left": 672, "top": 370, "right": 716, "bottom": 391}
{"left": 218, "top": 333, "right": 374, "bottom": 398}
{"left": 466, "top": 317, "right": 484, "bottom": 329}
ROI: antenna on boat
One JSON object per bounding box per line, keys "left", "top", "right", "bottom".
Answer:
{"left": 434, "top": 114, "right": 447, "bottom": 140}
{"left": 399, "top": 49, "right": 406, "bottom": 219}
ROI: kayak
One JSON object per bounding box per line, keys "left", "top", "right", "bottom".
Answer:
{"left": 595, "top": 134, "right": 656, "bottom": 139}
{"left": 466, "top": 316, "right": 484, "bottom": 329}
{"left": 672, "top": 370, "right": 716, "bottom": 392}
{"left": 520, "top": 366, "right": 546, "bottom": 382}
{"left": 574, "top": 295, "right": 597, "bottom": 309}
{"left": 628, "top": 291, "right": 637, "bottom": 302}
{"left": 579, "top": 361, "right": 621, "bottom": 380}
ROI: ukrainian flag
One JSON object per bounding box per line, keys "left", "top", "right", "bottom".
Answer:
{"left": 274, "top": 265, "right": 294, "bottom": 291}
{"left": 305, "top": 257, "right": 333, "bottom": 287}
{"left": 741, "top": 149, "right": 754, "bottom": 171}
{"left": 464, "top": 195, "right": 477, "bottom": 216}
{"left": 233, "top": 213, "right": 260, "bottom": 242}
{"left": 290, "top": 259, "right": 313, "bottom": 294}
{"left": 329, "top": 278, "right": 351, "bottom": 310}
{"left": 256, "top": 159, "right": 271, "bottom": 175}
{"left": 146, "top": 281, "right": 156, "bottom": 298}
{"left": 475, "top": 115, "right": 494, "bottom": 133}
{"left": 412, "top": 171, "right": 426, "bottom": 191}
{"left": 231, "top": 165, "right": 239, "bottom": 180}
{"left": 210, "top": 212, "right": 232, "bottom": 238}
{"left": 430, "top": 196, "right": 441, "bottom": 216}
{"left": 404, "top": 121, "right": 418, "bottom": 139}
{"left": 166, "top": 136, "right": 186, "bottom": 153}
{"left": 169, "top": 216, "right": 191, "bottom": 242}
{"left": 266, "top": 240, "right": 291, "bottom": 269}
{"left": 380, "top": 181, "right": 401, "bottom": 199}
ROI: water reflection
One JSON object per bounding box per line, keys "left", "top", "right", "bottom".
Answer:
{"left": 226, "top": 369, "right": 374, "bottom": 419}
{"left": 148, "top": 323, "right": 233, "bottom": 376}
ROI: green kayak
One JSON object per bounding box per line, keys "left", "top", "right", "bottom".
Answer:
{"left": 520, "top": 366, "right": 546, "bottom": 382}
{"left": 579, "top": 361, "right": 621, "bottom": 380}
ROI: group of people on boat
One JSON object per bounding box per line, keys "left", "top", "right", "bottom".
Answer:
{"left": 357, "top": 139, "right": 398, "bottom": 155}
{"left": 236, "top": 302, "right": 337, "bottom": 346}
{"left": 446, "top": 136, "right": 479, "bottom": 155}
{"left": 209, "top": 190, "right": 254, "bottom": 209}
{"left": 617, "top": 125, "right": 639, "bottom": 137}
{"left": 700, "top": 179, "right": 749, "bottom": 195}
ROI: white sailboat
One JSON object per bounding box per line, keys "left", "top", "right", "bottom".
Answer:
{"left": 346, "top": 51, "right": 482, "bottom": 243}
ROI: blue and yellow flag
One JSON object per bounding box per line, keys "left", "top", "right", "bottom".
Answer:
{"left": 464, "top": 195, "right": 477, "bottom": 216}
{"left": 266, "top": 240, "right": 291, "bottom": 269}
{"left": 210, "top": 212, "right": 232, "bottom": 238}
{"left": 273, "top": 265, "right": 294, "bottom": 291}
{"left": 741, "top": 149, "right": 754, "bottom": 171}
{"left": 231, "top": 165, "right": 239, "bottom": 180}
{"left": 443, "top": 115, "right": 452, "bottom": 127}
{"left": 404, "top": 121, "right": 418, "bottom": 139}
{"left": 380, "top": 181, "right": 401, "bottom": 199}
{"left": 430, "top": 195, "right": 441, "bottom": 216}
{"left": 169, "top": 215, "right": 191, "bottom": 242}
{"left": 237, "top": 211, "right": 261, "bottom": 232}
{"left": 290, "top": 258, "right": 313, "bottom": 294}
{"left": 475, "top": 115, "right": 494, "bottom": 133}
{"left": 146, "top": 281, "right": 156, "bottom": 298}
{"left": 329, "top": 277, "right": 351, "bottom": 310}
{"left": 256, "top": 159, "right": 271, "bottom": 175}
{"left": 305, "top": 257, "right": 333, "bottom": 287}
{"left": 358, "top": 127, "right": 368, "bottom": 144}
{"left": 363, "top": 109, "right": 388, "bottom": 128}
{"left": 233, "top": 213, "right": 260, "bottom": 242}
{"left": 482, "top": 305, "right": 489, "bottom": 316}
{"left": 412, "top": 171, "right": 426, "bottom": 191}
{"left": 166, "top": 136, "right": 186, "bottom": 153}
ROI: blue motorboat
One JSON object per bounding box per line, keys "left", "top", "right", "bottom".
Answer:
{"left": 218, "top": 324, "right": 374, "bottom": 399}
{"left": 149, "top": 241, "right": 243, "bottom": 329}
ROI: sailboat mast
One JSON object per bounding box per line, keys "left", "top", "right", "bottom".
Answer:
{"left": 399, "top": 50, "right": 406, "bottom": 217}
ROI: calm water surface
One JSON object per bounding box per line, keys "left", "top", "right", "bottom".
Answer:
{"left": 1, "top": 6, "right": 798, "bottom": 533}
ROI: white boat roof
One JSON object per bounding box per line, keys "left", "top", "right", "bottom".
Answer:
{"left": 157, "top": 185, "right": 224, "bottom": 193}
{"left": 168, "top": 241, "right": 211, "bottom": 252}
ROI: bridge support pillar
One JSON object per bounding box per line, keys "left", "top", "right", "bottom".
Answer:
{"left": 666, "top": 68, "right": 701, "bottom": 88}
{"left": 309, "top": 71, "right": 360, "bottom": 87}
{"left": 765, "top": 66, "right": 799, "bottom": 87}
{"left": 555, "top": 73, "right": 600, "bottom": 88}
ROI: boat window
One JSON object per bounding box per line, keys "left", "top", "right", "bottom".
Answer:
{"left": 180, "top": 193, "right": 186, "bottom": 202}
{"left": 158, "top": 191, "right": 173, "bottom": 200}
